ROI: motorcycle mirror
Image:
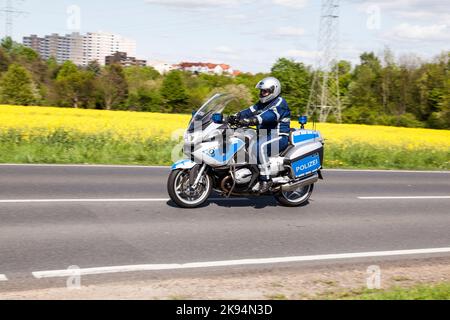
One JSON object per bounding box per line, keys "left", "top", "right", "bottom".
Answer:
{"left": 212, "top": 113, "right": 224, "bottom": 124}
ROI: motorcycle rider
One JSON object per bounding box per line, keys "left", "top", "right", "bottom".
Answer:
{"left": 231, "top": 77, "right": 291, "bottom": 193}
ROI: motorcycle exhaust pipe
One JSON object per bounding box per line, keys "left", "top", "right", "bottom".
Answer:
{"left": 281, "top": 174, "right": 319, "bottom": 192}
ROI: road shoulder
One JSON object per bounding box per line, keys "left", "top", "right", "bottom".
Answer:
{"left": 1, "top": 257, "right": 449, "bottom": 300}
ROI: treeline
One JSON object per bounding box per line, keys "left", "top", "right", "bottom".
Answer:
{"left": 0, "top": 37, "right": 448, "bottom": 129}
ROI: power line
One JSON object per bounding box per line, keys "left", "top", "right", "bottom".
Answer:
{"left": 306, "top": 0, "right": 342, "bottom": 123}
{"left": 0, "top": 0, "right": 27, "bottom": 38}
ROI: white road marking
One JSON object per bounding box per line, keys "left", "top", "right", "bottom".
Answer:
{"left": 0, "top": 198, "right": 171, "bottom": 203}
{"left": 0, "top": 163, "right": 169, "bottom": 169}
{"left": 359, "top": 196, "right": 450, "bottom": 200}
{"left": 32, "top": 247, "right": 450, "bottom": 279}
{"left": 0, "top": 198, "right": 248, "bottom": 204}
{"left": 0, "top": 164, "right": 448, "bottom": 174}
{"left": 326, "top": 169, "right": 450, "bottom": 174}
{"left": 0, "top": 274, "right": 8, "bottom": 281}
{"left": 3, "top": 196, "right": 448, "bottom": 204}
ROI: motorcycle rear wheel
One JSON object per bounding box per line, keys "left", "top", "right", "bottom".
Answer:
{"left": 274, "top": 184, "right": 314, "bottom": 207}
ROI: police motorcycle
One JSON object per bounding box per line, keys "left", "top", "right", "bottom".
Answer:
{"left": 168, "top": 93, "right": 324, "bottom": 208}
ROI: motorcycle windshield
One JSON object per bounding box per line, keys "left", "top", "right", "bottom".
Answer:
{"left": 188, "top": 93, "right": 236, "bottom": 133}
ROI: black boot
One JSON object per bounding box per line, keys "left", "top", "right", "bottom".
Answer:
{"left": 259, "top": 180, "right": 273, "bottom": 194}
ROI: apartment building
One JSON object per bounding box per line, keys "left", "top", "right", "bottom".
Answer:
{"left": 24, "top": 34, "right": 69, "bottom": 64}
{"left": 23, "top": 32, "right": 137, "bottom": 67}
{"left": 176, "top": 62, "right": 236, "bottom": 76}
{"left": 84, "top": 32, "right": 136, "bottom": 66}
{"left": 147, "top": 61, "right": 177, "bottom": 74}
{"left": 105, "top": 52, "right": 146, "bottom": 67}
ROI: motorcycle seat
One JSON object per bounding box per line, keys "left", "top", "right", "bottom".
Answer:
{"left": 280, "top": 146, "right": 293, "bottom": 158}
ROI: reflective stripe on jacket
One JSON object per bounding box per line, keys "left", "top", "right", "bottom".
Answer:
{"left": 238, "top": 97, "right": 291, "bottom": 135}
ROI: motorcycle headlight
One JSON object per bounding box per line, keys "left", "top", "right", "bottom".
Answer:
{"left": 203, "top": 130, "right": 221, "bottom": 142}
{"left": 185, "top": 131, "right": 202, "bottom": 144}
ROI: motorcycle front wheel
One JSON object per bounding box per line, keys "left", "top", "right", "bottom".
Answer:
{"left": 168, "top": 169, "right": 213, "bottom": 208}
{"left": 274, "top": 184, "right": 314, "bottom": 207}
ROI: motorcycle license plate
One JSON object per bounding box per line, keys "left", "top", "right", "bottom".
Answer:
{"left": 292, "top": 153, "right": 321, "bottom": 177}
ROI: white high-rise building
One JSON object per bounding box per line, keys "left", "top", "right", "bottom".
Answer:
{"left": 23, "top": 32, "right": 137, "bottom": 67}
{"left": 83, "top": 32, "right": 136, "bottom": 66}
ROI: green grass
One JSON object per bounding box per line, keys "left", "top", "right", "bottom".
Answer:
{"left": 322, "top": 282, "right": 450, "bottom": 300}
{"left": 0, "top": 129, "right": 449, "bottom": 170}
{"left": 0, "top": 130, "right": 176, "bottom": 166}
{"left": 266, "top": 294, "right": 289, "bottom": 300}
{"left": 325, "top": 143, "right": 450, "bottom": 170}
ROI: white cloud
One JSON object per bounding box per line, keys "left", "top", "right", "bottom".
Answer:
{"left": 147, "top": 0, "right": 310, "bottom": 9}
{"left": 273, "top": 27, "right": 305, "bottom": 37}
{"left": 273, "top": 0, "right": 308, "bottom": 9}
{"left": 387, "top": 23, "right": 450, "bottom": 41}
{"left": 358, "top": 0, "right": 450, "bottom": 23}
{"left": 145, "top": 0, "right": 239, "bottom": 8}
{"left": 285, "top": 49, "right": 319, "bottom": 60}
{"left": 213, "top": 46, "right": 240, "bottom": 60}
{"left": 214, "top": 46, "right": 235, "bottom": 54}
{"left": 224, "top": 14, "right": 247, "bottom": 20}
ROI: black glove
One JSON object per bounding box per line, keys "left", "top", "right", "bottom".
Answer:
{"left": 228, "top": 114, "right": 239, "bottom": 125}
{"left": 239, "top": 117, "right": 259, "bottom": 127}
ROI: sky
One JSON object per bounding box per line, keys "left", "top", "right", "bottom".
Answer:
{"left": 3, "top": 0, "right": 450, "bottom": 73}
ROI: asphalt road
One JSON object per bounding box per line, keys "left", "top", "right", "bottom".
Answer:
{"left": 0, "top": 164, "right": 449, "bottom": 291}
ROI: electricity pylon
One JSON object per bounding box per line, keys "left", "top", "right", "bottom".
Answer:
{"left": 0, "top": 0, "right": 26, "bottom": 38}
{"left": 306, "top": 0, "right": 342, "bottom": 123}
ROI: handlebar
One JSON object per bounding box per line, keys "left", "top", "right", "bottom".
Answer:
{"left": 226, "top": 115, "right": 239, "bottom": 126}
{"left": 226, "top": 115, "right": 251, "bottom": 129}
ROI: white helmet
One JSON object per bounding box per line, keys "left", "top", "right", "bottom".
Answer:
{"left": 256, "top": 77, "right": 281, "bottom": 104}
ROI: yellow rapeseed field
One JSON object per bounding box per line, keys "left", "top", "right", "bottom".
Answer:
{"left": 0, "top": 105, "right": 188, "bottom": 142}
{"left": 1, "top": 105, "right": 449, "bottom": 151}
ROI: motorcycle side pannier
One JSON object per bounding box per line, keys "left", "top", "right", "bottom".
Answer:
{"left": 283, "top": 136, "right": 324, "bottom": 179}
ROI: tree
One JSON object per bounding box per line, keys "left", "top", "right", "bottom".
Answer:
{"left": 235, "top": 72, "right": 269, "bottom": 101}
{"left": 124, "top": 66, "right": 161, "bottom": 111}
{"left": 46, "top": 57, "right": 60, "bottom": 78}
{"left": 12, "top": 46, "right": 40, "bottom": 63}
{"left": 347, "top": 52, "right": 382, "bottom": 112}
{"left": 210, "top": 84, "right": 253, "bottom": 114}
{"left": 0, "top": 64, "right": 36, "bottom": 105}
{"left": 414, "top": 53, "right": 448, "bottom": 128}
{"left": 1, "top": 37, "right": 39, "bottom": 63}
{"left": 380, "top": 48, "right": 398, "bottom": 114}
{"left": 127, "top": 88, "right": 163, "bottom": 112}
{"left": 271, "top": 58, "right": 311, "bottom": 115}
{"left": 124, "top": 66, "right": 160, "bottom": 97}
{"left": 194, "top": 73, "right": 233, "bottom": 89}
{"left": 55, "top": 61, "right": 95, "bottom": 108}
{"left": 87, "top": 60, "right": 102, "bottom": 76}
{"left": 160, "top": 70, "right": 189, "bottom": 113}
{"left": 335, "top": 60, "right": 352, "bottom": 107}
{"left": 1, "top": 37, "right": 13, "bottom": 52}
{"left": 0, "top": 33, "right": 447, "bottom": 129}
{"left": 97, "top": 64, "right": 128, "bottom": 110}
{"left": 124, "top": 66, "right": 159, "bottom": 88}
{"left": 0, "top": 47, "right": 10, "bottom": 73}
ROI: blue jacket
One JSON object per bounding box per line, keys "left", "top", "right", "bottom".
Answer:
{"left": 238, "top": 96, "right": 291, "bottom": 136}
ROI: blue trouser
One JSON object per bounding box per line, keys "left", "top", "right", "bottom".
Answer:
{"left": 254, "top": 135, "right": 290, "bottom": 181}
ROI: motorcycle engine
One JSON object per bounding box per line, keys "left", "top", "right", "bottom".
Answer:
{"left": 234, "top": 168, "right": 253, "bottom": 184}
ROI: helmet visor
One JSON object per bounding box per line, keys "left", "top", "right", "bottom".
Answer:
{"left": 260, "top": 87, "right": 274, "bottom": 98}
